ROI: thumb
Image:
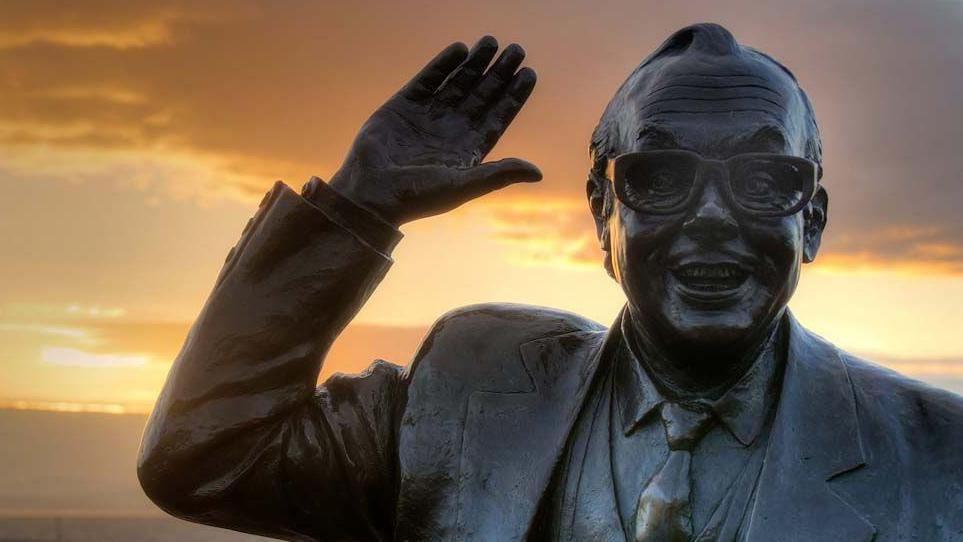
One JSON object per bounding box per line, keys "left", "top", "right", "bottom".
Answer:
{"left": 454, "top": 157, "right": 542, "bottom": 198}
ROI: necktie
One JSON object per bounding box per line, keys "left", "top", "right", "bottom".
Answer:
{"left": 635, "top": 401, "right": 717, "bottom": 542}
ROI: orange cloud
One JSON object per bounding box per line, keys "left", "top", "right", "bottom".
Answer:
{"left": 0, "top": 18, "right": 176, "bottom": 50}
{"left": 0, "top": 2, "right": 254, "bottom": 50}
{"left": 483, "top": 197, "right": 602, "bottom": 268}
{"left": 41, "top": 347, "right": 149, "bottom": 368}
{"left": 820, "top": 225, "right": 963, "bottom": 275}
{"left": 0, "top": 301, "right": 429, "bottom": 409}
{"left": 37, "top": 85, "right": 148, "bottom": 105}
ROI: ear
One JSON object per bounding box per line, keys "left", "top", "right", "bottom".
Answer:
{"left": 586, "top": 173, "right": 615, "bottom": 279}
{"left": 803, "top": 185, "right": 828, "bottom": 263}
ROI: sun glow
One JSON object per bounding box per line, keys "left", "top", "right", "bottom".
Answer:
{"left": 41, "top": 347, "right": 149, "bottom": 368}
{"left": 0, "top": 400, "right": 142, "bottom": 415}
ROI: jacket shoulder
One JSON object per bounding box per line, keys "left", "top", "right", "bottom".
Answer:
{"left": 837, "top": 350, "right": 963, "bottom": 530}
{"left": 839, "top": 350, "right": 963, "bottom": 477}
{"left": 840, "top": 350, "right": 963, "bottom": 425}
{"left": 424, "top": 302, "right": 604, "bottom": 343}
{"left": 405, "top": 302, "right": 605, "bottom": 384}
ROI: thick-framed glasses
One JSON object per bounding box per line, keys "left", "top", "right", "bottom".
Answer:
{"left": 604, "top": 149, "right": 819, "bottom": 217}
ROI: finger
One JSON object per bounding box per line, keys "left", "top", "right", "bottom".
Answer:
{"left": 461, "top": 43, "right": 526, "bottom": 119}
{"left": 399, "top": 42, "right": 469, "bottom": 101}
{"left": 391, "top": 159, "right": 541, "bottom": 222}
{"left": 479, "top": 67, "right": 537, "bottom": 153}
{"left": 434, "top": 35, "right": 499, "bottom": 106}
{"left": 451, "top": 157, "right": 542, "bottom": 201}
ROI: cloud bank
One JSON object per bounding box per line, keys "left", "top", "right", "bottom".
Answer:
{"left": 1, "top": 0, "right": 961, "bottom": 272}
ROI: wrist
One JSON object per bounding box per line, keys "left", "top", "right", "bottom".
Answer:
{"left": 300, "top": 176, "right": 404, "bottom": 255}
{"left": 328, "top": 169, "right": 401, "bottom": 226}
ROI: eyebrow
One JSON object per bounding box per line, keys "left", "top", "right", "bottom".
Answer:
{"left": 636, "top": 123, "right": 791, "bottom": 153}
{"left": 636, "top": 125, "right": 680, "bottom": 147}
{"left": 735, "top": 124, "right": 790, "bottom": 152}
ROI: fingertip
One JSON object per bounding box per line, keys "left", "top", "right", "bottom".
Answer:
{"left": 517, "top": 66, "right": 537, "bottom": 84}
{"left": 528, "top": 165, "right": 543, "bottom": 182}
{"left": 505, "top": 42, "right": 526, "bottom": 59}
{"left": 517, "top": 158, "right": 543, "bottom": 181}
{"left": 522, "top": 167, "right": 543, "bottom": 183}
{"left": 502, "top": 158, "right": 543, "bottom": 182}
{"left": 432, "top": 42, "right": 468, "bottom": 71}
{"left": 445, "top": 41, "right": 469, "bottom": 58}
{"left": 475, "top": 35, "right": 499, "bottom": 52}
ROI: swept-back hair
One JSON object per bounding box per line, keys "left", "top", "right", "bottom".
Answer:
{"left": 589, "top": 23, "right": 822, "bottom": 186}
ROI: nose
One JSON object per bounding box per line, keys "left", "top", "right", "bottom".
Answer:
{"left": 682, "top": 169, "right": 738, "bottom": 242}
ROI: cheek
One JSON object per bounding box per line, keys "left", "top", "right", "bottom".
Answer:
{"left": 610, "top": 208, "right": 679, "bottom": 280}
{"left": 746, "top": 216, "right": 804, "bottom": 284}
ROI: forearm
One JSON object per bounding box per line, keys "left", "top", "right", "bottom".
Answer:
{"left": 138, "top": 178, "right": 403, "bottom": 530}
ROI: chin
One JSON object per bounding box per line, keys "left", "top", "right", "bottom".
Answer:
{"left": 657, "top": 304, "right": 749, "bottom": 345}
{"left": 664, "top": 312, "right": 755, "bottom": 348}
{"left": 654, "top": 278, "right": 779, "bottom": 350}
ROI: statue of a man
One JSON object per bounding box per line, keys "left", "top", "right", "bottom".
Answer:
{"left": 138, "top": 24, "right": 963, "bottom": 541}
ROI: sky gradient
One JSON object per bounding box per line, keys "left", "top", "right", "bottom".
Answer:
{"left": 2, "top": 0, "right": 963, "bottom": 411}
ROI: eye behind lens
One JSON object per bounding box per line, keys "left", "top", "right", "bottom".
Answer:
{"left": 621, "top": 155, "right": 696, "bottom": 213}
{"left": 612, "top": 151, "right": 815, "bottom": 216}
{"left": 730, "top": 158, "right": 806, "bottom": 213}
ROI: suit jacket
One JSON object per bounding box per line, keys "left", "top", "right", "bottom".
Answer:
{"left": 138, "top": 180, "right": 963, "bottom": 542}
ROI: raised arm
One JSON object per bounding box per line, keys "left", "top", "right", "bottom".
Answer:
{"left": 137, "top": 37, "right": 540, "bottom": 541}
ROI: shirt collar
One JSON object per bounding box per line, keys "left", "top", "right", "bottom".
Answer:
{"left": 615, "top": 313, "right": 786, "bottom": 447}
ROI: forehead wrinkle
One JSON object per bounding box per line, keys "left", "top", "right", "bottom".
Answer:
{"left": 658, "top": 72, "right": 769, "bottom": 81}
{"left": 643, "top": 108, "right": 785, "bottom": 120}
{"left": 641, "top": 95, "right": 787, "bottom": 114}
{"left": 647, "top": 83, "right": 784, "bottom": 101}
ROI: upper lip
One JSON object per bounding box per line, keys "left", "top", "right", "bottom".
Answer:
{"left": 667, "top": 254, "right": 755, "bottom": 273}
{"left": 672, "top": 262, "right": 749, "bottom": 281}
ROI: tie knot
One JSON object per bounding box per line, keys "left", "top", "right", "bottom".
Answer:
{"left": 660, "top": 402, "right": 716, "bottom": 450}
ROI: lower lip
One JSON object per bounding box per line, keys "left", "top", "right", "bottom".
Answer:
{"left": 670, "top": 273, "right": 749, "bottom": 306}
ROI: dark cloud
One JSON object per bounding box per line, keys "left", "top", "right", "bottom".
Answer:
{"left": 1, "top": 0, "right": 961, "bottom": 271}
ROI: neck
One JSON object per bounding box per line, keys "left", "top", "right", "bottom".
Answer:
{"left": 623, "top": 308, "right": 783, "bottom": 400}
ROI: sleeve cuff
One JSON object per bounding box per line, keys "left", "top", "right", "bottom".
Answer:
{"left": 300, "top": 176, "right": 403, "bottom": 256}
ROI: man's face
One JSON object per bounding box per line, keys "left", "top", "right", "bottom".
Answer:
{"left": 603, "top": 75, "right": 825, "bottom": 353}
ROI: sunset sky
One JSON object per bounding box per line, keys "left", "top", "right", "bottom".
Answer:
{"left": 2, "top": 0, "right": 963, "bottom": 412}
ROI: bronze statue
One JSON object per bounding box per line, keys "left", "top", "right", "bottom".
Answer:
{"left": 138, "top": 24, "right": 963, "bottom": 541}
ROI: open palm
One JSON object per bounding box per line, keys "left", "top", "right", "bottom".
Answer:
{"left": 330, "top": 37, "right": 541, "bottom": 225}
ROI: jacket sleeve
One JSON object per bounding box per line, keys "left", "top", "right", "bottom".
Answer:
{"left": 137, "top": 178, "right": 408, "bottom": 541}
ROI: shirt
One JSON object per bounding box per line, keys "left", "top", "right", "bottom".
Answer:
{"left": 544, "top": 311, "right": 786, "bottom": 541}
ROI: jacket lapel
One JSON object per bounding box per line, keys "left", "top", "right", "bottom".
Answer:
{"left": 745, "top": 313, "right": 876, "bottom": 542}
{"left": 456, "top": 326, "right": 613, "bottom": 540}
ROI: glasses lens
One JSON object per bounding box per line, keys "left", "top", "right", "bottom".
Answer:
{"left": 730, "top": 157, "right": 810, "bottom": 213}
{"left": 620, "top": 153, "right": 696, "bottom": 212}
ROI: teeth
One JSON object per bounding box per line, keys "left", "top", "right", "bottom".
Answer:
{"left": 676, "top": 264, "right": 744, "bottom": 279}
{"left": 674, "top": 264, "right": 749, "bottom": 291}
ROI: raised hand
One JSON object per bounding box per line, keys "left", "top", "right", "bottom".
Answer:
{"left": 329, "top": 36, "right": 541, "bottom": 225}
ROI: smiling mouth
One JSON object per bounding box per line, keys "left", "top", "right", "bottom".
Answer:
{"left": 671, "top": 263, "right": 750, "bottom": 292}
